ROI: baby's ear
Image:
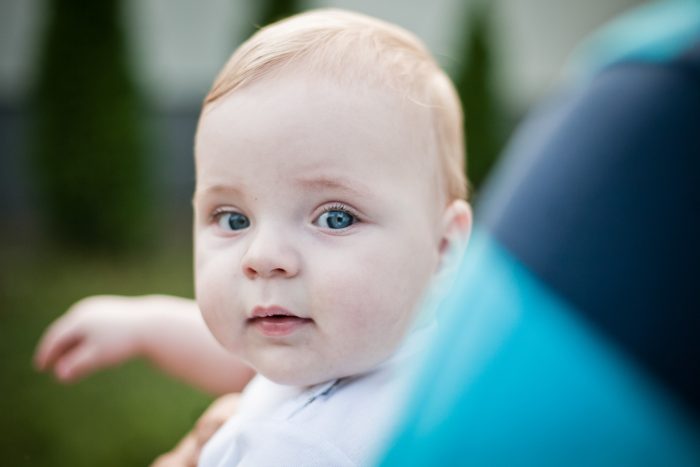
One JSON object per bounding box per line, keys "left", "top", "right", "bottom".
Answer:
{"left": 438, "top": 199, "right": 472, "bottom": 261}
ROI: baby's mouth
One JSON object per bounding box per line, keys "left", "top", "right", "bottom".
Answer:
{"left": 249, "top": 306, "right": 312, "bottom": 337}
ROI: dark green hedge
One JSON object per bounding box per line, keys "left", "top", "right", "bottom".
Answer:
{"left": 32, "top": 0, "right": 149, "bottom": 251}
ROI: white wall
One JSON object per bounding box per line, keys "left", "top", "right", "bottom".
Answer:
{"left": 493, "top": 0, "right": 644, "bottom": 109}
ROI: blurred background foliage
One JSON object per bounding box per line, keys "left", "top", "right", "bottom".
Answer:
{"left": 32, "top": 0, "right": 149, "bottom": 250}
{"left": 0, "top": 0, "right": 643, "bottom": 465}
{"left": 456, "top": 2, "right": 508, "bottom": 190}
{"left": 0, "top": 237, "right": 204, "bottom": 466}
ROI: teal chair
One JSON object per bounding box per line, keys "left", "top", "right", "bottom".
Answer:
{"left": 380, "top": 1, "right": 700, "bottom": 465}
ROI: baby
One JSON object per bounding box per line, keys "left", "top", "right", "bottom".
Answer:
{"left": 36, "top": 9, "right": 471, "bottom": 465}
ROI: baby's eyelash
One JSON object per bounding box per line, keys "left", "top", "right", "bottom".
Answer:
{"left": 323, "top": 203, "right": 361, "bottom": 221}
{"left": 209, "top": 207, "right": 235, "bottom": 222}
{"left": 324, "top": 203, "right": 347, "bottom": 212}
{"left": 324, "top": 203, "right": 352, "bottom": 214}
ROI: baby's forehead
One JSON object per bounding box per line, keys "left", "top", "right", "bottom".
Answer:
{"left": 195, "top": 73, "right": 445, "bottom": 207}
{"left": 209, "top": 63, "right": 427, "bottom": 117}
{"left": 196, "top": 66, "right": 452, "bottom": 204}
{"left": 201, "top": 70, "right": 435, "bottom": 156}
{"left": 199, "top": 9, "right": 466, "bottom": 201}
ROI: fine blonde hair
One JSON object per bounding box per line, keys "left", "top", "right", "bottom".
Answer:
{"left": 203, "top": 8, "right": 468, "bottom": 201}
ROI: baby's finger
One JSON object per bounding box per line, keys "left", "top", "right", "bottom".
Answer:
{"left": 34, "top": 320, "right": 80, "bottom": 371}
{"left": 54, "top": 344, "right": 98, "bottom": 382}
{"left": 151, "top": 432, "right": 198, "bottom": 467}
{"left": 194, "top": 416, "right": 225, "bottom": 451}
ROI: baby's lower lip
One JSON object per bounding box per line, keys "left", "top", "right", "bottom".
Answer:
{"left": 249, "top": 316, "right": 312, "bottom": 337}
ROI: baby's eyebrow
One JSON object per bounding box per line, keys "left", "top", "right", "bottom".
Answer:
{"left": 295, "top": 176, "right": 370, "bottom": 199}
{"left": 192, "top": 184, "right": 244, "bottom": 204}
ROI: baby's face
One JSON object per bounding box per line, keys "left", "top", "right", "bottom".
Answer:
{"left": 194, "top": 71, "right": 446, "bottom": 386}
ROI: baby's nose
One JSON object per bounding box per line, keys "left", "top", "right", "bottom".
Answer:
{"left": 240, "top": 228, "right": 300, "bottom": 279}
{"left": 243, "top": 262, "right": 295, "bottom": 279}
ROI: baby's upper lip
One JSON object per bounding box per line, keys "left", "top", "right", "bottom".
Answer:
{"left": 250, "top": 305, "right": 305, "bottom": 319}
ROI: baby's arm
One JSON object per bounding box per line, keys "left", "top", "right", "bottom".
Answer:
{"left": 34, "top": 295, "right": 255, "bottom": 394}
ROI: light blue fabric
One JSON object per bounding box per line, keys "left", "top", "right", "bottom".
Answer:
{"left": 379, "top": 230, "right": 700, "bottom": 466}
{"left": 377, "top": 2, "right": 700, "bottom": 464}
{"left": 569, "top": 0, "right": 700, "bottom": 79}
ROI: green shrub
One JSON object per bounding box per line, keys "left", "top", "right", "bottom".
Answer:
{"left": 453, "top": 3, "right": 510, "bottom": 192}
{"left": 32, "top": 0, "right": 150, "bottom": 251}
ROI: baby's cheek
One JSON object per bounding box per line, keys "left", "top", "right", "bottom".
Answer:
{"left": 316, "top": 262, "right": 410, "bottom": 347}
{"left": 196, "top": 262, "right": 239, "bottom": 349}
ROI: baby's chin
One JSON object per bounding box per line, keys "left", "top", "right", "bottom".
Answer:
{"left": 240, "top": 339, "right": 399, "bottom": 387}
{"left": 251, "top": 356, "right": 383, "bottom": 388}
{"left": 254, "top": 362, "right": 350, "bottom": 387}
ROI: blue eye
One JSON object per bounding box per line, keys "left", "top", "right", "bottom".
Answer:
{"left": 217, "top": 212, "right": 250, "bottom": 231}
{"left": 317, "top": 210, "right": 355, "bottom": 229}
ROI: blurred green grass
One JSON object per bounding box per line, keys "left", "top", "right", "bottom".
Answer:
{"left": 0, "top": 234, "right": 213, "bottom": 466}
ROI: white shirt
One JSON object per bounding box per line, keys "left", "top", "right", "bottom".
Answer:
{"left": 198, "top": 327, "right": 433, "bottom": 467}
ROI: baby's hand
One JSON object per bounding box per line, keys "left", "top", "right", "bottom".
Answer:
{"left": 36, "top": 294, "right": 251, "bottom": 393}
{"left": 34, "top": 295, "right": 155, "bottom": 382}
